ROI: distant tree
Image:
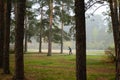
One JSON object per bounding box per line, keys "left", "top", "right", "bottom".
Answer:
{"left": 24, "top": 0, "right": 35, "bottom": 52}
{"left": 33, "top": 0, "right": 49, "bottom": 53}
{"left": 32, "top": 0, "right": 72, "bottom": 54}
{"left": 24, "top": 16, "right": 28, "bottom": 52}
{"left": 75, "top": 0, "right": 86, "bottom": 80}
{"left": 39, "top": 0, "right": 43, "bottom": 53}
{"left": 0, "top": 0, "right": 4, "bottom": 68}
{"left": 3, "top": 0, "right": 11, "bottom": 74}
{"left": 60, "top": 3, "right": 64, "bottom": 54}
{"left": 13, "top": 0, "right": 26, "bottom": 79}
{"left": 54, "top": 0, "right": 74, "bottom": 54}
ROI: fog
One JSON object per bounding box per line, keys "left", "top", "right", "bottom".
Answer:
{"left": 26, "top": 14, "right": 114, "bottom": 52}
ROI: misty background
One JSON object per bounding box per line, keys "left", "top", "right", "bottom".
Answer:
{"left": 26, "top": 14, "right": 114, "bottom": 52}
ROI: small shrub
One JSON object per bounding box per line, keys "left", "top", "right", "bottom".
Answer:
{"left": 104, "top": 47, "right": 115, "bottom": 62}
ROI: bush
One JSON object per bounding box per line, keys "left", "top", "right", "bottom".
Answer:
{"left": 104, "top": 47, "right": 116, "bottom": 62}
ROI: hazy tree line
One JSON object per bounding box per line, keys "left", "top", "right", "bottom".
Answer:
{"left": 0, "top": 0, "right": 120, "bottom": 80}
{"left": 86, "top": 15, "right": 114, "bottom": 50}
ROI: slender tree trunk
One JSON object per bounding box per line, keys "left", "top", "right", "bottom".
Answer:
{"left": 12, "top": 0, "right": 17, "bottom": 52}
{"left": 39, "top": 4, "right": 43, "bottom": 53}
{"left": 24, "top": 16, "right": 28, "bottom": 52}
{"left": 3, "top": 0, "right": 11, "bottom": 74}
{"left": 60, "top": 22, "right": 63, "bottom": 54}
{"left": 0, "top": 0, "right": 4, "bottom": 68}
{"left": 75, "top": 0, "right": 86, "bottom": 80}
{"left": 60, "top": 3, "right": 64, "bottom": 54}
{"left": 47, "top": 0, "right": 53, "bottom": 56}
{"left": 13, "top": 0, "right": 26, "bottom": 79}
{"left": 39, "top": 33, "right": 42, "bottom": 53}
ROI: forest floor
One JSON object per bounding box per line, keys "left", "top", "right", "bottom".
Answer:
{"left": 0, "top": 51, "right": 115, "bottom": 80}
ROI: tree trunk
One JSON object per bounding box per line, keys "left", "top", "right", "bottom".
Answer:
{"left": 75, "top": 0, "right": 87, "bottom": 80}
{"left": 116, "top": 0, "right": 120, "bottom": 79}
{"left": 39, "top": 4, "right": 43, "bottom": 53}
{"left": 109, "top": 0, "right": 119, "bottom": 80}
{"left": 14, "top": 0, "right": 26, "bottom": 79}
{"left": 24, "top": 16, "right": 28, "bottom": 52}
{"left": 60, "top": 24, "right": 63, "bottom": 54}
{"left": 118, "top": 1, "right": 120, "bottom": 79}
{"left": 39, "top": 33, "right": 42, "bottom": 53}
{"left": 109, "top": 0, "right": 119, "bottom": 55}
{"left": 3, "top": 0, "right": 11, "bottom": 74}
{"left": 0, "top": 0, "right": 4, "bottom": 68}
{"left": 60, "top": 3, "right": 64, "bottom": 54}
{"left": 47, "top": 0, "right": 53, "bottom": 56}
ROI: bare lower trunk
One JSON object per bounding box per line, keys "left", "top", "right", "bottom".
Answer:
{"left": 60, "top": 3, "right": 64, "bottom": 54}
{"left": 24, "top": 16, "right": 28, "bottom": 52}
{"left": 24, "top": 30, "right": 27, "bottom": 52}
{"left": 47, "top": 0, "right": 53, "bottom": 56}
{"left": 39, "top": 33, "right": 42, "bottom": 53}
{"left": 39, "top": 5, "right": 43, "bottom": 53}
{"left": 60, "top": 22, "right": 63, "bottom": 54}
{"left": 48, "top": 27, "right": 52, "bottom": 56}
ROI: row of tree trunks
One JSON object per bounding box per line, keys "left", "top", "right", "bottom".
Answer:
{"left": 109, "top": 0, "right": 120, "bottom": 79}
{"left": 0, "top": 0, "right": 26, "bottom": 79}
{"left": 0, "top": 0, "right": 86, "bottom": 80}
{"left": 75, "top": 0, "right": 86, "bottom": 80}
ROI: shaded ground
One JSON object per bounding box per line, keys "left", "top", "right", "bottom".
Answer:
{"left": 0, "top": 53, "right": 115, "bottom": 80}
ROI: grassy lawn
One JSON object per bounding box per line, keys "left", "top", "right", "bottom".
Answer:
{"left": 0, "top": 52, "right": 115, "bottom": 80}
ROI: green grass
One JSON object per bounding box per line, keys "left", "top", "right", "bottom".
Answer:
{"left": 0, "top": 52, "right": 115, "bottom": 80}
{"left": 87, "top": 55, "right": 115, "bottom": 80}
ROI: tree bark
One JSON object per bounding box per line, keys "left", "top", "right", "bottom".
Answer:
{"left": 109, "top": 0, "right": 119, "bottom": 55}
{"left": 14, "top": 0, "right": 26, "bottom": 79}
{"left": 60, "top": 3, "right": 64, "bottom": 54}
{"left": 24, "top": 16, "right": 28, "bottom": 52}
{"left": 0, "top": 0, "right": 4, "bottom": 68}
{"left": 39, "top": 4, "right": 43, "bottom": 53}
{"left": 109, "top": 0, "right": 119, "bottom": 80}
{"left": 39, "top": 33, "right": 42, "bottom": 53}
{"left": 47, "top": 0, "right": 53, "bottom": 56}
{"left": 3, "top": 0, "right": 11, "bottom": 74}
{"left": 75, "top": 0, "right": 87, "bottom": 80}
